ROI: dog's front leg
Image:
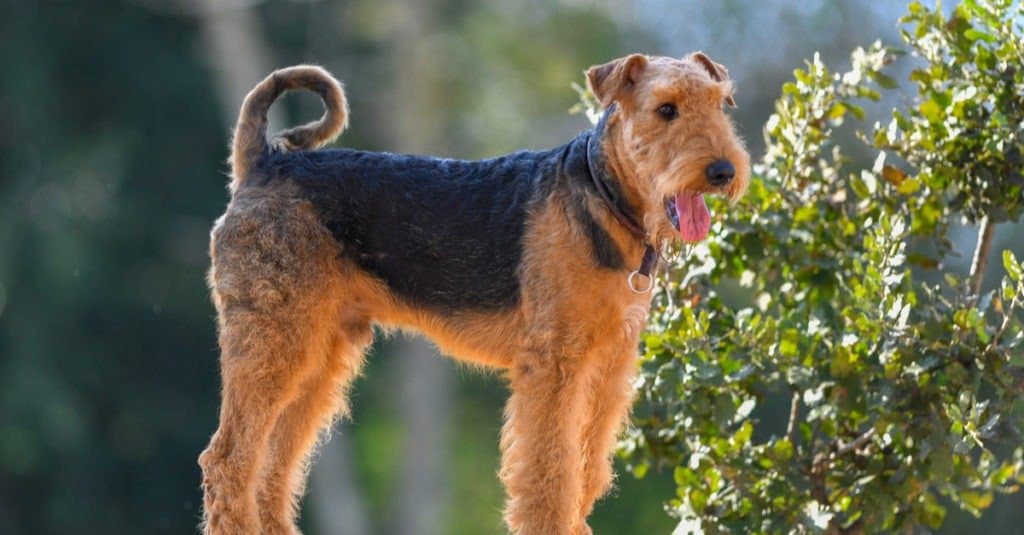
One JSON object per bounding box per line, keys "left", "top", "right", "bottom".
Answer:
{"left": 499, "top": 351, "right": 593, "bottom": 535}
{"left": 577, "top": 344, "right": 639, "bottom": 525}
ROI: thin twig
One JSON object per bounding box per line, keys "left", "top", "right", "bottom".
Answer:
{"left": 786, "top": 391, "right": 801, "bottom": 444}
{"left": 969, "top": 215, "right": 997, "bottom": 302}
{"left": 986, "top": 298, "right": 1017, "bottom": 353}
{"left": 810, "top": 427, "right": 877, "bottom": 475}
{"left": 835, "top": 428, "right": 876, "bottom": 457}
{"left": 808, "top": 427, "right": 878, "bottom": 511}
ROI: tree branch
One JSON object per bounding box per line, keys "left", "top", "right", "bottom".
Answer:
{"left": 809, "top": 427, "right": 877, "bottom": 503}
{"left": 969, "top": 215, "right": 996, "bottom": 301}
{"left": 835, "top": 428, "right": 876, "bottom": 458}
{"left": 786, "top": 391, "right": 801, "bottom": 444}
{"left": 986, "top": 298, "right": 1017, "bottom": 353}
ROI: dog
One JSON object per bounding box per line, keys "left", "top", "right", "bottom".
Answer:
{"left": 198, "top": 52, "right": 750, "bottom": 535}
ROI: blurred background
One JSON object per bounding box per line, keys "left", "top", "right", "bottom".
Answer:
{"left": 2, "top": 1, "right": 1019, "bottom": 533}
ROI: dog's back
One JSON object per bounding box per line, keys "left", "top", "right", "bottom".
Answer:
{"left": 250, "top": 146, "right": 558, "bottom": 311}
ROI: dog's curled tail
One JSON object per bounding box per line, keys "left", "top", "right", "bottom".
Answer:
{"left": 230, "top": 65, "right": 348, "bottom": 191}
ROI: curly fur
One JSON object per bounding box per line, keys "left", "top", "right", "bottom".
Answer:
{"left": 199, "top": 54, "right": 750, "bottom": 535}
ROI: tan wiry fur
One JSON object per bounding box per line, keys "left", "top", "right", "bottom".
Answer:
{"left": 199, "top": 53, "right": 750, "bottom": 535}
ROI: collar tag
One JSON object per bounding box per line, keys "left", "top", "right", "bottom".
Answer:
{"left": 627, "top": 245, "right": 658, "bottom": 293}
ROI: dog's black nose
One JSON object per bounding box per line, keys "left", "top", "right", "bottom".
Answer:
{"left": 706, "top": 159, "right": 735, "bottom": 187}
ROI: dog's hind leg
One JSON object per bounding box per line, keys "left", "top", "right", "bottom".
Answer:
{"left": 198, "top": 301, "right": 342, "bottom": 535}
{"left": 198, "top": 197, "right": 346, "bottom": 535}
{"left": 256, "top": 318, "right": 372, "bottom": 535}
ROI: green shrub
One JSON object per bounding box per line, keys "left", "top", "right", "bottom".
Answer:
{"left": 579, "top": 1, "right": 1024, "bottom": 532}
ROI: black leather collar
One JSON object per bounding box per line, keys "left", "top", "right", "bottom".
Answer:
{"left": 583, "top": 105, "right": 659, "bottom": 292}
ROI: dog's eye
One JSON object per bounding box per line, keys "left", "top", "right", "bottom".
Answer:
{"left": 656, "top": 103, "right": 678, "bottom": 121}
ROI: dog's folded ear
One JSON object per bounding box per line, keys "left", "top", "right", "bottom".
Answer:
{"left": 585, "top": 54, "right": 648, "bottom": 108}
{"left": 690, "top": 51, "right": 736, "bottom": 107}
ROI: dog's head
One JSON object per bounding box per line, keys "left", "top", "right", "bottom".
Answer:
{"left": 586, "top": 52, "right": 750, "bottom": 245}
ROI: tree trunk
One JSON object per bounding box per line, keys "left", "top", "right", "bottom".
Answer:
{"left": 310, "top": 428, "right": 371, "bottom": 535}
{"left": 392, "top": 335, "right": 453, "bottom": 535}
{"left": 193, "top": 0, "right": 284, "bottom": 131}
{"left": 387, "top": 2, "right": 453, "bottom": 534}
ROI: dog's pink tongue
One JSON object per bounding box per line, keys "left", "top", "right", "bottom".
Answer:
{"left": 675, "top": 192, "right": 711, "bottom": 242}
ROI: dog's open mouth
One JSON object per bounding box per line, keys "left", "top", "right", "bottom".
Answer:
{"left": 664, "top": 192, "right": 711, "bottom": 243}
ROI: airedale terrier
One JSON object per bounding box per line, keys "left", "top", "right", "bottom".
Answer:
{"left": 199, "top": 52, "right": 750, "bottom": 535}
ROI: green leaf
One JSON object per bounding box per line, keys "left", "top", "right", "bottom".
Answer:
{"left": 779, "top": 329, "right": 801, "bottom": 358}
{"left": 675, "top": 466, "right": 696, "bottom": 486}
{"left": 873, "top": 72, "right": 900, "bottom": 89}
{"left": 919, "top": 99, "right": 945, "bottom": 123}
{"left": 772, "top": 438, "right": 794, "bottom": 461}
{"left": 921, "top": 492, "right": 947, "bottom": 529}
{"left": 991, "top": 463, "right": 1016, "bottom": 486}
{"left": 794, "top": 204, "right": 819, "bottom": 224}
{"left": 1004, "top": 280, "right": 1018, "bottom": 300}
{"left": 897, "top": 177, "right": 921, "bottom": 194}
{"left": 632, "top": 462, "right": 649, "bottom": 478}
{"left": 828, "top": 102, "right": 848, "bottom": 120}
{"left": 964, "top": 28, "right": 997, "bottom": 43}
{"left": 733, "top": 421, "right": 753, "bottom": 448}
{"left": 1004, "top": 250, "right": 1023, "bottom": 281}
{"left": 961, "top": 490, "right": 994, "bottom": 514}
{"left": 846, "top": 103, "right": 866, "bottom": 120}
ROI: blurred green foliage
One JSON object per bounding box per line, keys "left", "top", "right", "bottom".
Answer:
{"left": 593, "top": 2, "right": 1024, "bottom": 533}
